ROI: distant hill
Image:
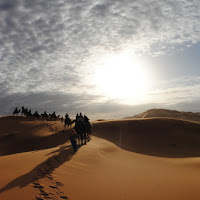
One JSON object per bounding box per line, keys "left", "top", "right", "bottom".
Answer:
{"left": 125, "top": 108, "right": 200, "bottom": 123}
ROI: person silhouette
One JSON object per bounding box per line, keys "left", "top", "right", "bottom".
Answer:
{"left": 69, "top": 128, "right": 77, "bottom": 152}
{"left": 79, "top": 112, "right": 84, "bottom": 122}
{"left": 61, "top": 116, "right": 64, "bottom": 124}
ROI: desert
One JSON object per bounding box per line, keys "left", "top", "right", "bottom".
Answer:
{"left": 1, "top": 1, "right": 200, "bottom": 199}
{"left": 1, "top": 109, "right": 200, "bottom": 200}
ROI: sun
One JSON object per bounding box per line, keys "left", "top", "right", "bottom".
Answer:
{"left": 94, "top": 52, "right": 151, "bottom": 101}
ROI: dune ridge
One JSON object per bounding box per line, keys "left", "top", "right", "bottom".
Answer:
{"left": 125, "top": 108, "right": 200, "bottom": 122}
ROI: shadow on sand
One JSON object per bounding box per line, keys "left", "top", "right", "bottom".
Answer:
{"left": 0, "top": 130, "right": 71, "bottom": 156}
{"left": 92, "top": 119, "right": 200, "bottom": 158}
{"left": 0, "top": 144, "right": 75, "bottom": 194}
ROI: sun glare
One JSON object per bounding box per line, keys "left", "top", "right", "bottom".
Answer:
{"left": 94, "top": 52, "right": 151, "bottom": 102}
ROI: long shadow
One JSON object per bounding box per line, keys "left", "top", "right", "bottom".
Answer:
{"left": 0, "top": 130, "right": 70, "bottom": 156}
{"left": 46, "top": 144, "right": 71, "bottom": 156}
{"left": 0, "top": 144, "right": 75, "bottom": 194}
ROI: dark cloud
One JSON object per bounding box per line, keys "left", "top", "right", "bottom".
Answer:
{"left": 0, "top": 91, "right": 101, "bottom": 117}
{"left": 0, "top": 2, "right": 14, "bottom": 10}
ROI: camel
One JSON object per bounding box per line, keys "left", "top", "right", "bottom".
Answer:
{"left": 21, "top": 106, "right": 26, "bottom": 115}
{"left": 26, "top": 109, "right": 32, "bottom": 118}
{"left": 33, "top": 111, "right": 40, "bottom": 119}
{"left": 41, "top": 111, "right": 48, "bottom": 119}
{"left": 74, "top": 119, "right": 91, "bottom": 146}
{"left": 64, "top": 117, "right": 76, "bottom": 129}
{"left": 49, "top": 111, "right": 60, "bottom": 121}
{"left": 13, "top": 107, "right": 21, "bottom": 116}
{"left": 83, "top": 115, "right": 92, "bottom": 142}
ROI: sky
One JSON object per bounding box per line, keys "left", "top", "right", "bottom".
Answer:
{"left": 0, "top": 0, "right": 200, "bottom": 120}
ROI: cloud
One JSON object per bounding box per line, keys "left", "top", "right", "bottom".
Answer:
{"left": 147, "top": 76, "right": 200, "bottom": 105}
{"left": 1, "top": 1, "right": 200, "bottom": 79}
{"left": 0, "top": 0, "right": 200, "bottom": 118}
{"left": 0, "top": 90, "right": 102, "bottom": 117}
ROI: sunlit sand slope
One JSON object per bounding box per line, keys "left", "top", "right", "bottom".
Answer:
{"left": 126, "top": 108, "right": 200, "bottom": 122}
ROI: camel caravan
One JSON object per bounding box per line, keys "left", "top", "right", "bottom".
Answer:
{"left": 68, "top": 112, "right": 92, "bottom": 151}
{"left": 12, "top": 107, "right": 92, "bottom": 151}
{"left": 13, "top": 107, "right": 60, "bottom": 120}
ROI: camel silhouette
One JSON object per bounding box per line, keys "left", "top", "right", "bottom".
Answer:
{"left": 13, "top": 107, "right": 21, "bottom": 115}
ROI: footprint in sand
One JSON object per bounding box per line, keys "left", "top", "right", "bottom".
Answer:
{"left": 36, "top": 197, "right": 43, "bottom": 200}
{"left": 33, "top": 183, "right": 44, "bottom": 189}
{"left": 33, "top": 185, "right": 44, "bottom": 189}
{"left": 56, "top": 181, "right": 64, "bottom": 186}
{"left": 60, "top": 196, "right": 68, "bottom": 199}
{"left": 33, "top": 177, "right": 67, "bottom": 199}
{"left": 33, "top": 182, "right": 40, "bottom": 186}
{"left": 40, "top": 189, "right": 49, "bottom": 197}
{"left": 49, "top": 185, "right": 58, "bottom": 189}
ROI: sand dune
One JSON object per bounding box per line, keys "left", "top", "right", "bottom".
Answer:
{"left": 1, "top": 115, "right": 200, "bottom": 200}
{"left": 92, "top": 118, "right": 200, "bottom": 157}
{"left": 126, "top": 108, "right": 200, "bottom": 122}
{"left": 0, "top": 116, "right": 66, "bottom": 156}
